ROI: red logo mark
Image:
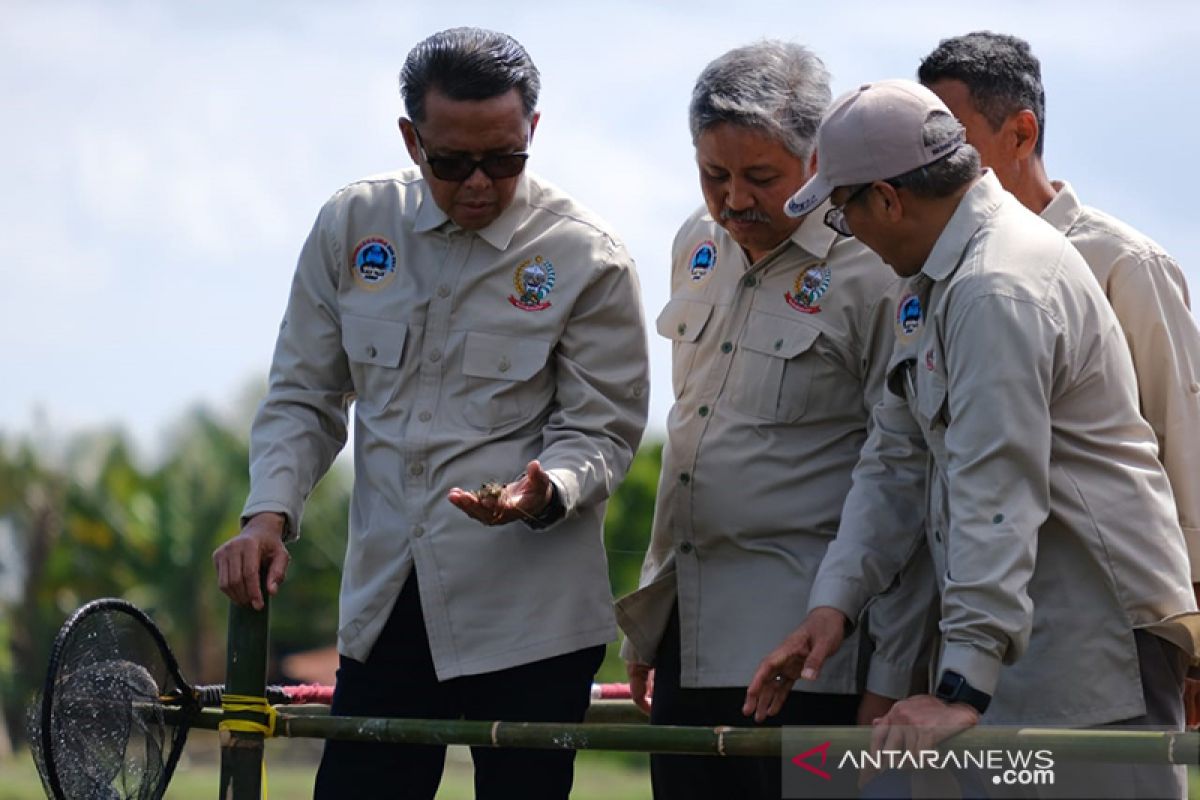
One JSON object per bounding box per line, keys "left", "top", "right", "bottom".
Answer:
{"left": 791, "top": 740, "right": 832, "bottom": 780}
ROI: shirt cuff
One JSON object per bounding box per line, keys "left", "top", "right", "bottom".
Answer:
{"left": 619, "top": 636, "right": 647, "bottom": 665}
{"left": 865, "top": 654, "right": 918, "bottom": 700}
{"left": 1182, "top": 525, "right": 1200, "bottom": 583}
{"left": 523, "top": 478, "right": 566, "bottom": 530}
{"left": 938, "top": 642, "right": 1002, "bottom": 697}
{"left": 241, "top": 502, "right": 299, "bottom": 543}
{"left": 807, "top": 576, "right": 869, "bottom": 633}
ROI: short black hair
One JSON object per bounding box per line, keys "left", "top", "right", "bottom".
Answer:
{"left": 918, "top": 31, "right": 1046, "bottom": 156}
{"left": 401, "top": 27, "right": 540, "bottom": 124}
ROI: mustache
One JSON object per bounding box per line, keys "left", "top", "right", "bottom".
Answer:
{"left": 720, "top": 208, "right": 771, "bottom": 223}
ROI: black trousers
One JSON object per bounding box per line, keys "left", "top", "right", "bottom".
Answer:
{"left": 313, "top": 574, "right": 605, "bottom": 800}
{"left": 649, "top": 606, "right": 860, "bottom": 800}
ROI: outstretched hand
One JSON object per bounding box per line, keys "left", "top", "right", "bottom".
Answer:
{"left": 448, "top": 460, "right": 554, "bottom": 526}
{"left": 743, "top": 606, "right": 847, "bottom": 722}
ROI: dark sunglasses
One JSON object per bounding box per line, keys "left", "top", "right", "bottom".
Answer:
{"left": 413, "top": 128, "right": 529, "bottom": 182}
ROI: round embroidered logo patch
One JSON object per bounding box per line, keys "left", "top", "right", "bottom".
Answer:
{"left": 896, "top": 292, "right": 923, "bottom": 338}
{"left": 688, "top": 240, "right": 717, "bottom": 282}
{"left": 508, "top": 255, "right": 556, "bottom": 311}
{"left": 785, "top": 263, "right": 831, "bottom": 314}
{"left": 351, "top": 237, "right": 397, "bottom": 290}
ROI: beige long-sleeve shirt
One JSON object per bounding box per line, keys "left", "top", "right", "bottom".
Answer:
{"left": 617, "top": 205, "right": 935, "bottom": 696}
{"left": 810, "top": 172, "right": 1199, "bottom": 725}
{"left": 243, "top": 168, "right": 649, "bottom": 677}
{"left": 1042, "top": 181, "right": 1200, "bottom": 579}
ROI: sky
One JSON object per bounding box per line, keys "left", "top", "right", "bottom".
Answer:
{"left": 2, "top": 0, "right": 1198, "bottom": 460}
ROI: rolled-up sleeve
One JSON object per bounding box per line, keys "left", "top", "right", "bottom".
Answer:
{"left": 242, "top": 201, "right": 354, "bottom": 539}
{"left": 539, "top": 240, "right": 650, "bottom": 519}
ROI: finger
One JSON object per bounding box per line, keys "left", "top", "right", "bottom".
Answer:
{"left": 800, "top": 637, "right": 833, "bottom": 681}
{"left": 762, "top": 677, "right": 795, "bottom": 722}
{"left": 630, "top": 676, "right": 650, "bottom": 715}
{"left": 215, "top": 550, "right": 231, "bottom": 597}
{"left": 266, "top": 546, "right": 290, "bottom": 596}
{"left": 743, "top": 660, "right": 778, "bottom": 716}
{"left": 239, "top": 546, "right": 264, "bottom": 610}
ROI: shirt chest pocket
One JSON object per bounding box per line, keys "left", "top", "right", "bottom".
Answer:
{"left": 461, "top": 331, "right": 553, "bottom": 431}
{"left": 656, "top": 297, "right": 714, "bottom": 400}
{"left": 341, "top": 315, "right": 409, "bottom": 409}
{"left": 729, "top": 312, "right": 821, "bottom": 423}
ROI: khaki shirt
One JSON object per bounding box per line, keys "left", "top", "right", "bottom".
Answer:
{"left": 243, "top": 168, "right": 649, "bottom": 678}
{"left": 810, "top": 172, "right": 1199, "bottom": 725}
{"left": 616, "top": 205, "right": 934, "bottom": 696}
{"left": 1042, "top": 181, "right": 1200, "bottom": 579}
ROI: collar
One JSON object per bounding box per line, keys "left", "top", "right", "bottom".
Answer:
{"left": 790, "top": 199, "right": 839, "bottom": 261}
{"left": 1039, "top": 180, "right": 1084, "bottom": 235}
{"left": 921, "top": 169, "right": 1006, "bottom": 282}
{"left": 412, "top": 172, "right": 530, "bottom": 251}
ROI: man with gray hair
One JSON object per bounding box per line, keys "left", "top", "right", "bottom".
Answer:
{"left": 744, "top": 78, "right": 1199, "bottom": 797}
{"left": 212, "top": 27, "right": 649, "bottom": 799}
{"left": 616, "top": 43, "right": 933, "bottom": 799}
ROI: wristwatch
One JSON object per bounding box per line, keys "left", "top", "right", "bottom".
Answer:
{"left": 934, "top": 670, "right": 991, "bottom": 715}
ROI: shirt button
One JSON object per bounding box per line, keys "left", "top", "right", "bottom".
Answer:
{"left": 366, "top": 345, "right": 378, "bottom": 358}
{"left": 698, "top": 405, "right": 709, "bottom": 417}
{"left": 677, "top": 323, "right": 687, "bottom": 335}
{"left": 679, "top": 472, "right": 690, "bottom": 485}
{"left": 1191, "top": 383, "right": 1200, "bottom": 394}
{"left": 409, "top": 462, "right": 425, "bottom": 477}
{"left": 720, "top": 341, "right": 733, "bottom": 354}
{"left": 498, "top": 357, "right": 511, "bottom": 373}
{"left": 679, "top": 542, "right": 694, "bottom": 554}
{"left": 418, "top": 411, "right": 432, "bottom": 422}
{"left": 429, "top": 349, "right": 442, "bottom": 363}
{"left": 632, "top": 383, "right": 645, "bottom": 398}
{"left": 743, "top": 276, "right": 757, "bottom": 288}
{"left": 437, "top": 284, "right": 451, "bottom": 298}
{"left": 933, "top": 529, "right": 942, "bottom": 543}
{"left": 773, "top": 339, "right": 783, "bottom": 351}
{"left": 412, "top": 524, "right": 425, "bottom": 538}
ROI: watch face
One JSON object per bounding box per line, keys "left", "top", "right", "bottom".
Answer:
{"left": 936, "top": 671, "right": 966, "bottom": 700}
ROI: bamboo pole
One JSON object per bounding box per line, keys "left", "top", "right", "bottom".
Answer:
{"left": 172, "top": 706, "right": 1200, "bottom": 765}
{"left": 217, "top": 582, "right": 271, "bottom": 800}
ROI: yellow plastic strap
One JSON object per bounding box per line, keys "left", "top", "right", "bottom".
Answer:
{"left": 219, "top": 694, "right": 275, "bottom": 797}
{"left": 219, "top": 693, "right": 277, "bottom": 737}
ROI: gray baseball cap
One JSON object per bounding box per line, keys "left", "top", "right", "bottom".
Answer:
{"left": 785, "top": 79, "right": 965, "bottom": 218}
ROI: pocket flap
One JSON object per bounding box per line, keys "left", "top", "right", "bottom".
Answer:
{"left": 739, "top": 312, "right": 820, "bottom": 359}
{"left": 342, "top": 314, "right": 407, "bottom": 367}
{"left": 462, "top": 331, "right": 551, "bottom": 381}
{"left": 656, "top": 298, "right": 713, "bottom": 343}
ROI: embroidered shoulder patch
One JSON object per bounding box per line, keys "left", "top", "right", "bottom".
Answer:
{"left": 350, "top": 237, "right": 397, "bottom": 290}
{"left": 688, "top": 240, "right": 717, "bottom": 282}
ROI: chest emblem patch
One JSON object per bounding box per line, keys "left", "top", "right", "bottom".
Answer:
{"left": 688, "top": 240, "right": 717, "bottom": 282}
{"left": 508, "top": 255, "right": 556, "bottom": 311}
{"left": 785, "top": 263, "right": 831, "bottom": 314}
{"left": 351, "top": 237, "right": 397, "bottom": 290}
{"left": 896, "top": 292, "right": 923, "bottom": 339}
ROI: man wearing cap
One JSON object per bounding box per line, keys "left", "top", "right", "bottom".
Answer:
{"left": 615, "top": 43, "right": 935, "bottom": 800}
{"left": 916, "top": 33, "right": 1200, "bottom": 725}
{"left": 211, "top": 27, "right": 649, "bottom": 799}
{"left": 743, "top": 79, "right": 1199, "bottom": 791}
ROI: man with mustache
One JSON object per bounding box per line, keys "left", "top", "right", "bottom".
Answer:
{"left": 616, "top": 41, "right": 934, "bottom": 800}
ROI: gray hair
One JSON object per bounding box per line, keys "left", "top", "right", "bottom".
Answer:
{"left": 689, "top": 41, "right": 832, "bottom": 161}
{"left": 401, "top": 27, "right": 540, "bottom": 124}
{"left": 889, "top": 113, "right": 981, "bottom": 198}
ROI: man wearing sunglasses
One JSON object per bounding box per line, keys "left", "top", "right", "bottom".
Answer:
{"left": 744, "top": 79, "right": 1199, "bottom": 797}
{"left": 615, "top": 42, "right": 935, "bottom": 800}
{"left": 213, "top": 27, "right": 649, "bottom": 800}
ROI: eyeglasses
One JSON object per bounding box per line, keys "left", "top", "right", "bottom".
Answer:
{"left": 823, "top": 182, "right": 875, "bottom": 236}
{"left": 412, "top": 128, "right": 529, "bottom": 182}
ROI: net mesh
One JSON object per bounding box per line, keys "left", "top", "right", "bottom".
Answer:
{"left": 29, "top": 602, "right": 192, "bottom": 800}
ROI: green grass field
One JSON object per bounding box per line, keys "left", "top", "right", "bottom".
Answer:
{"left": 0, "top": 742, "right": 652, "bottom": 800}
